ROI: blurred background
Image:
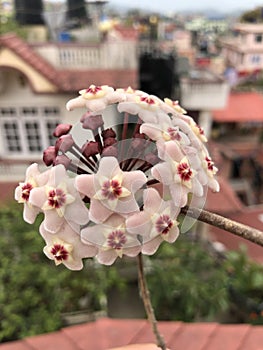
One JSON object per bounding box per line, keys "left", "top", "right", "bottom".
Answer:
{"left": 0, "top": 0, "right": 263, "bottom": 344}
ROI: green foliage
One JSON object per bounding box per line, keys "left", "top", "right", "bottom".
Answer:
{"left": 146, "top": 237, "right": 263, "bottom": 324}
{"left": 0, "top": 203, "right": 109, "bottom": 342}
{"left": 0, "top": 17, "right": 28, "bottom": 38}
{"left": 147, "top": 235, "right": 229, "bottom": 322}
{"left": 1, "top": 203, "right": 263, "bottom": 343}
{"left": 224, "top": 247, "right": 263, "bottom": 324}
{"left": 240, "top": 7, "right": 263, "bottom": 23}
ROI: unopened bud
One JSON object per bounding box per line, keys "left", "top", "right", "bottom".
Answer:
{"left": 53, "top": 123, "right": 72, "bottom": 137}
{"left": 43, "top": 146, "right": 57, "bottom": 166}
{"left": 101, "top": 128, "right": 116, "bottom": 139}
{"left": 55, "top": 134, "right": 74, "bottom": 153}
{"left": 82, "top": 141, "right": 100, "bottom": 158}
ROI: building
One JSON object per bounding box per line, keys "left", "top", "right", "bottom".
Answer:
{"left": 0, "top": 29, "right": 138, "bottom": 200}
{"left": 220, "top": 23, "right": 263, "bottom": 76}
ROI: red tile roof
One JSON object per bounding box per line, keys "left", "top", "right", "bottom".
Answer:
{"left": 0, "top": 33, "right": 138, "bottom": 92}
{"left": 0, "top": 33, "right": 68, "bottom": 90}
{"left": 208, "top": 204, "right": 263, "bottom": 264}
{"left": 1, "top": 317, "right": 263, "bottom": 350}
{"left": 113, "top": 25, "right": 139, "bottom": 40}
{"left": 213, "top": 92, "right": 263, "bottom": 122}
{"left": 205, "top": 176, "right": 244, "bottom": 215}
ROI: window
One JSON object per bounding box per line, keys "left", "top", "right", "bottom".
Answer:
{"left": 251, "top": 54, "right": 261, "bottom": 64}
{"left": 0, "top": 106, "right": 60, "bottom": 157}
{"left": 255, "top": 33, "right": 263, "bottom": 43}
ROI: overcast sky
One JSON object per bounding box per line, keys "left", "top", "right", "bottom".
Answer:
{"left": 110, "top": 0, "right": 263, "bottom": 14}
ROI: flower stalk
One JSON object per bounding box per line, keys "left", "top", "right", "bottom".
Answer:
{"left": 181, "top": 206, "right": 263, "bottom": 247}
{"left": 137, "top": 253, "right": 167, "bottom": 350}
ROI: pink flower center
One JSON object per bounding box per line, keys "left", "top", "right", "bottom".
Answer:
{"left": 167, "top": 127, "right": 181, "bottom": 141}
{"left": 51, "top": 243, "right": 69, "bottom": 262}
{"left": 156, "top": 214, "right": 173, "bottom": 235}
{"left": 177, "top": 162, "right": 193, "bottom": 182}
{"left": 48, "top": 188, "right": 67, "bottom": 208}
{"left": 101, "top": 179, "right": 123, "bottom": 200}
{"left": 140, "top": 96, "right": 156, "bottom": 105}
{"left": 86, "top": 85, "right": 102, "bottom": 95}
{"left": 21, "top": 183, "right": 33, "bottom": 201}
{"left": 107, "top": 230, "right": 127, "bottom": 249}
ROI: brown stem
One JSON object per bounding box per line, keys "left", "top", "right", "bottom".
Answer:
{"left": 137, "top": 253, "right": 167, "bottom": 350}
{"left": 180, "top": 206, "right": 263, "bottom": 247}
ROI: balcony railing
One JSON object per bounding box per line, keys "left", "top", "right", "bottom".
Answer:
{"left": 33, "top": 42, "right": 137, "bottom": 70}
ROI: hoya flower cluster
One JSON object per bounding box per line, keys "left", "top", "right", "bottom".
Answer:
{"left": 15, "top": 84, "right": 219, "bottom": 270}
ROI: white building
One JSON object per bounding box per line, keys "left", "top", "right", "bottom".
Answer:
{"left": 0, "top": 29, "right": 138, "bottom": 199}
{"left": 220, "top": 23, "right": 263, "bottom": 75}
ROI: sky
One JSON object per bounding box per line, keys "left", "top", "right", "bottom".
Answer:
{"left": 110, "top": 0, "right": 263, "bottom": 14}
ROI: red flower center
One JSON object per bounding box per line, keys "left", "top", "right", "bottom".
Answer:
{"left": 205, "top": 157, "right": 214, "bottom": 171}
{"left": 48, "top": 188, "right": 67, "bottom": 208}
{"left": 101, "top": 179, "right": 123, "bottom": 200}
{"left": 107, "top": 230, "right": 127, "bottom": 249}
{"left": 140, "top": 96, "right": 156, "bottom": 105}
{"left": 21, "top": 183, "right": 33, "bottom": 201}
{"left": 177, "top": 162, "right": 193, "bottom": 182}
{"left": 51, "top": 244, "right": 69, "bottom": 262}
{"left": 156, "top": 214, "right": 173, "bottom": 235}
{"left": 86, "top": 85, "right": 102, "bottom": 95}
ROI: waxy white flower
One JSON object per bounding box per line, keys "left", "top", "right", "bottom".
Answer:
{"left": 15, "top": 83, "right": 220, "bottom": 269}
{"left": 40, "top": 222, "right": 97, "bottom": 270}
{"left": 66, "top": 84, "right": 126, "bottom": 112}
{"left": 81, "top": 214, "right": 141, "bottom": 265}
{"left": 14, "top": 163, "right": 49, "bottom": 224}
{"left": 75, "top": 156, "right": 147, "bottom": 223}
{"left": 29, "top": 165, "right": 89, "bottom": 233}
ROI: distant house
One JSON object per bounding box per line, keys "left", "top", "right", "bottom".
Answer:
{"left": 0, "top": 30, "right": 138, "bottom": 201}
{"left": 220, "top": 23, "right": 263, "bottom": 76}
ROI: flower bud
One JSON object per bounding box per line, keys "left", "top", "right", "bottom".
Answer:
{"left": 104, "top": 137, "right": 117, "bottom": 147}
{"left": 82, "top": 141, "right": 100, "bottom": 158}
{"left": 101, "top": 128, "right": 116, "bottom": 139}
{"left": 43, "top": 146, "right": 57, "bottom": 166}
{"left": 55, "top": 134, "right": 74, "bottom": 153}
{"left": 53, "top": 124, "right": 72, "bottom": 137}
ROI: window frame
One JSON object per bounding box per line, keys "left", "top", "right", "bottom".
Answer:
{"left": 0, "top": 106, "right": 61, "bottom": 159}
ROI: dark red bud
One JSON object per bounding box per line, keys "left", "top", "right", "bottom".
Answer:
{"left": 104, "top": 137, "right": 117, "bottom": 147}
{"left": 43, "top": 146, "right": 57, "bottom": 166}
{"left": 55, "top": 134, "right": 74, "bottom": 153}
{"left": 101, "top": 128, "right": 116, "bottom": 139}
{"left": 82, "top": 141, "right": 100, "bottom": 158}
{"left": 53, "top": 124, "right": 72, "bottom": 137}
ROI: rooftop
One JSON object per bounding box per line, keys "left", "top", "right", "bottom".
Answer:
{"left": 213, "top": 92, "right": 263, "bottom": 122}
{"left": 1, "top": 317, "right": 263, "bottom": 350}
{"left": 0, "top": 33, "right": 138, "bottom": 92}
